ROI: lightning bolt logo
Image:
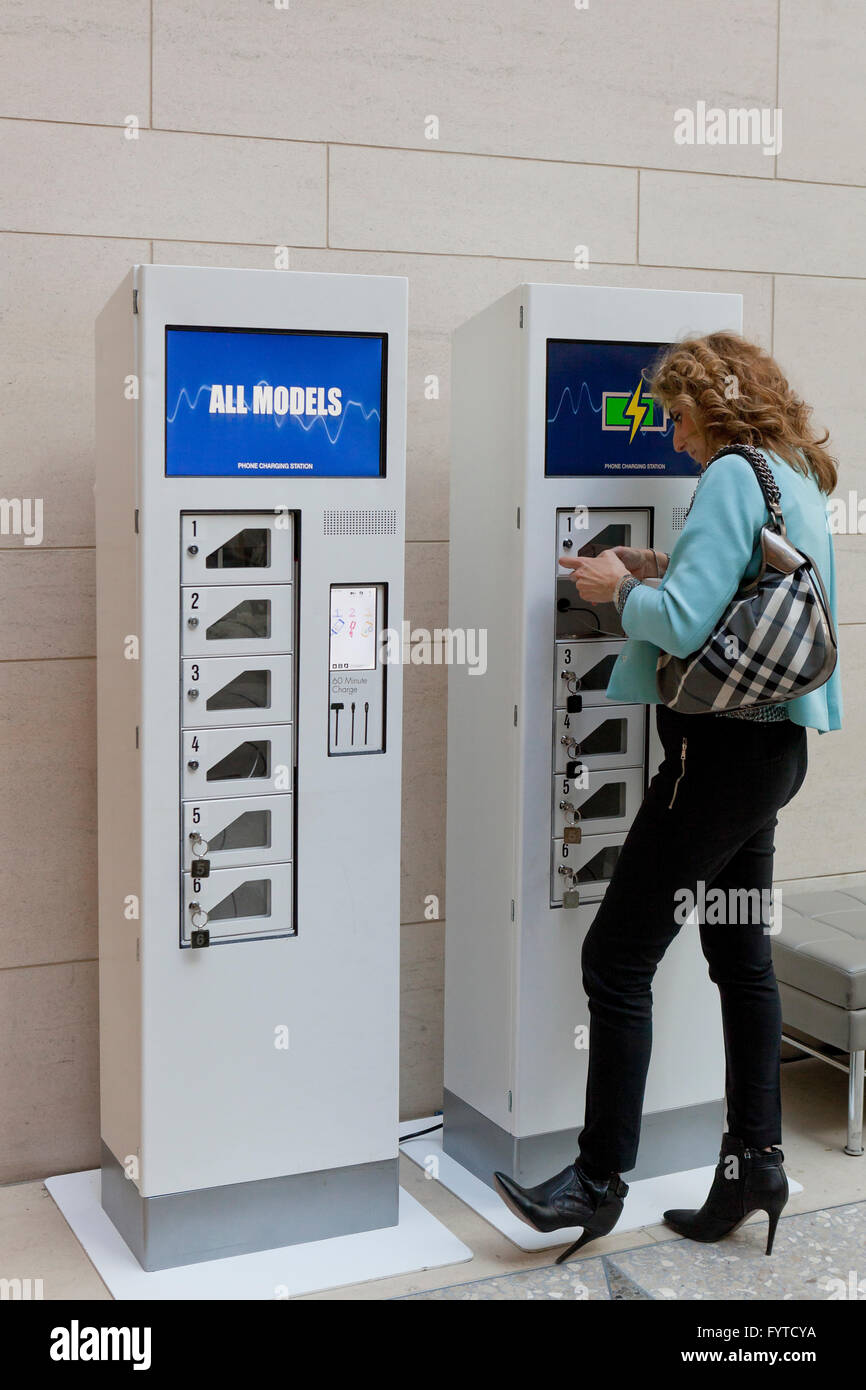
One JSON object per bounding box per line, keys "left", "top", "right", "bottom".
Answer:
{"left": 623, "top": 380, "right": 648, "bottom": 444}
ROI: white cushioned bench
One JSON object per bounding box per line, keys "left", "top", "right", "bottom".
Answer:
{"left": 772, "top": 888, "right": 866, "bottom": 1156}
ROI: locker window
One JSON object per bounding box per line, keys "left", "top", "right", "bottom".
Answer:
{"left": 208, "top": 810, "right": 272, "bottom": 853}
{"left": 577, "top": 782, "right": 626, "bottom": 820}
{"left": 577, "top": 523, "right": 631, "bottom": 558}
{"left": 206, "top": 740, "right": 270, "bottom": 781}
{"left": 575, "top": 719, "right": 627, "bottom": 756}
{"left": 206, "top": 669, "right": 271, "bottom": 712}
{"left": 575, "top": 654, "right": 618, "bottom": 690}
{"left": 576, "top": 845, "right": 621, "bottom": 883}
{"left": 206, "top": 599, "right": 271, "bottom": 642}
{"left": 206, "top": 528, "right": 270, "bottom": 570}
{"left": 207, "top": 879, "right": 272, "bottom": 921}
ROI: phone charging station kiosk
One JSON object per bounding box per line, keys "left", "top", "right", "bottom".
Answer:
{"left": 94, "top": 265, "right": 409, "bottom": 1273}
{"left": 443, "top": 284, "right": 743, "bottom": 1208}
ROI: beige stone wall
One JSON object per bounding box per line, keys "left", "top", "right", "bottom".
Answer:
{"left": 1, "top": 1, "right": 863, "bottom": 1181}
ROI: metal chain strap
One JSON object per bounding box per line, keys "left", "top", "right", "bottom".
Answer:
{"left": 683, "top": 442, "right": 783, "bottom": 525}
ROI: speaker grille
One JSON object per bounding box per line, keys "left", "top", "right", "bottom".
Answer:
{"left": 672, "top": 505, "right": 688, "bottom": 532}
{"left": 323, "top": 508, "right": 398, "bottom": 536}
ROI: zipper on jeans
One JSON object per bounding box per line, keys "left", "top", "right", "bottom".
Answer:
{"left": 668, "top": 736, "right": 688, "bottom": 809}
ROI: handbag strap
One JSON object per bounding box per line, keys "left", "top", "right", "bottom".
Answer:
{"left": 704, "top": 442, "right": 787, "bottom": 535}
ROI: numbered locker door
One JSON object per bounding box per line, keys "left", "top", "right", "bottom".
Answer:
{"left": 182, "top": 724, "right": 294, "bottom": 799}
{"left": 554, "top": 704, "right": 645, "bottom": 772}
{"left": 181, "top": 585, "right": 293, "bottom": 658}
{"left": 556, "top": 509, "right": 651, "bottom": 571}
{"left": 182, "top": 863, "right": 293, "bottom": 945}
{"left": 182, "top": 794, "right": 293, "bottom": 872}
{"left": 555, "top": 639, "right": 625, "bottom": 709}
{"left": 181, "top": 513, "right": 293, "bottom": 585}
{"left": 551, "top": 766, "right": 644, "bottom": 838}
{"left": 181, "top": 655, "right": 293, "bottom": 728}
{"left": 551, "top": 830, "right": 627, "bottom": 906}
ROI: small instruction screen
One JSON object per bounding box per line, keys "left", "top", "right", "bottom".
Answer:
{"left": 545, "top": 339, "right": 701, "bottom": 479}
{"left": 165, "top": 326, "right": 386, "bottom": 478}
{"left": 329, "top": 586, "right": 377, "bottom": 672}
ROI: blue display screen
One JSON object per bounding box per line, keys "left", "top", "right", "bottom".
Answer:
{"left": 165, "top": 326, "right": 387, "bottom": 477}
{"left": 545, "top": 339, "right": 700, "bottom": 479}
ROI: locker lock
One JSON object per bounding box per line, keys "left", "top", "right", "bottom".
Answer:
{"left": 187, "top": 759, "right": 199, "bottom": 771}
{"left": 187, "top": 687, "right": 199, "bottom": 698}
{"left": 559, "top": 802, "right": 582, "bottom": 841}
{"left": 187, "top": 544, "right": 199, "bottom": 556}
{"left": 189, "top": 903, "right": 209, "bottom": 930}
{"left": 187, "top": 617, "right": 199, "bottom": 628}
{"left": 190, "top": 834, "right": 209, "bottom": 857}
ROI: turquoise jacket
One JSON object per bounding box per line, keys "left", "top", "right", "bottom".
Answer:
{"left": 606, "top": 448, "right": 843, "bottom": 733}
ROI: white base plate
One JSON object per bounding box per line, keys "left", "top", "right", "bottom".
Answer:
{"left": 45, "top": 1170, "right": 472, "bottom": 1299}
{"left": 399, "top": 1122, "right": 803, "bottom": 1251}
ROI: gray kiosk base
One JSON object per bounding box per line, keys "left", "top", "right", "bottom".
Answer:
{"left": 101, "top": 1142, "right": 400, "bottom": 1272}
{"left": 442, "top": 1089, "right": 726, "bottom": 1189}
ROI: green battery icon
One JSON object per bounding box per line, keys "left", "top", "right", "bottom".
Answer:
{"left": 603, "top": 391, "right": 661, "bottom": 431}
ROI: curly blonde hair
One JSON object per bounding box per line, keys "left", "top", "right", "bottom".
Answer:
{"left": 644, "top": 332, "right": 838, "bottom": 494}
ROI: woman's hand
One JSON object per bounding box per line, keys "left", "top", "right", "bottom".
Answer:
{"left": 559, "top": 547, "right": 630, "bottom": 604}
{"left": 609, "top": 546, "right": 668, "bottom": 581}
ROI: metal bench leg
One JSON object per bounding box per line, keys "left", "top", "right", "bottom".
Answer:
{"left": 845, "top": 1050, "right": 865, "bottom": 1156}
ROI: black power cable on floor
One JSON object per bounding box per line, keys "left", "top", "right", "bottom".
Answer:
{"left": 398, "top": 1121, "right": 444, "bottom": 1143}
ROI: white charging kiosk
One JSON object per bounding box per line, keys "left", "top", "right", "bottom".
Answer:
{"left": 95, "top": 265, "right": 406, "bottom": 1270}
{"left": 444, "top": 283, "right": 742, "bottom": 1188}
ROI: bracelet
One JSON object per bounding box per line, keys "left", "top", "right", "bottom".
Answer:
{"left": 614, "top": 575, "right": 640, "bottom": 616}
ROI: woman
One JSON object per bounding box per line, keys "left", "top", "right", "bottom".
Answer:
{"left": 494, "top": 332, "right": 842, "bottom": 1261}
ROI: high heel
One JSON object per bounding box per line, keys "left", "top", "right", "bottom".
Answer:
{"left": 765, "top": 1206, "right": 781, "bottom": 1257}
{"left": 663, "top": 1132, "right": 788, "bottom": 1256}
{"left": 493, "top": 1162, "right": 629, "bottom": 1263}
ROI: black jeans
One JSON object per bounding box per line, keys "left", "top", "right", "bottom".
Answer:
{"left": 577, "top": 703, "right": 808, "bottom": 1179}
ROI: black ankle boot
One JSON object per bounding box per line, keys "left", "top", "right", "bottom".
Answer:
{"left": 663, "top": 1133, "right": 788, "bottom": 1256}
{"left": 493, "top": 1162, "right": 629, "bottom": 1263}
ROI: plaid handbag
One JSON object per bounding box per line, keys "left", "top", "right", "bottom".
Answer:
{"left": 656, "top": 443, "right": 838, "bottom": 714}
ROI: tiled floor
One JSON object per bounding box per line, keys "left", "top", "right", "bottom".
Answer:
{"left": 3, "top": 1051, "right": 865, "bottom": 1300}
{"left": 400, "top": 1205, "right": 866, "bottom": 1300}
